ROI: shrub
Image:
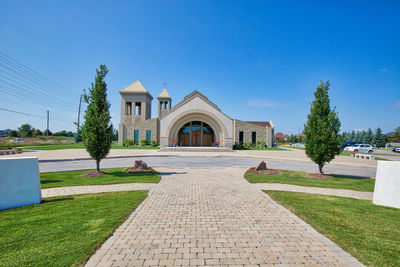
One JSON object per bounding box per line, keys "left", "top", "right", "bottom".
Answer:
{"left": 243, "top": 142, "right": 253, "bottom": 149}
{"left": 123, "top": 139, "right": 134, "bottom": 147}
{"left": 150, "top": 140, "right": 157, "bottom": 147}
{"left": 256, "top": 141, "right": 267, "bottom": 149}
{"left": 233, "top": 143, "right": 244, "bottom": 150}
{"left": 8, "top": 130, "right": 18, "bottom": 137}
{"left": 140, "top": 139, "right": 147, "bottom": 146}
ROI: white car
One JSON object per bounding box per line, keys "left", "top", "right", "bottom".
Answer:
{"left": 344, "top": 144, "right": 374, "bottom": 153}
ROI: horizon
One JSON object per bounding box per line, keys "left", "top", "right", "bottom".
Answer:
{"left": 1, "top": 1, "right": 399, "bottom": 135}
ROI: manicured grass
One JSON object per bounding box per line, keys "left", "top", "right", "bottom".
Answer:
{"left": 41, "top": 167, "right": 161, "bottom": 188}
{"left": 22, "top": 143, "right": 159, "bottom": 150}
{"left": 234, "top": 147, "right": 287, "bottom": 151}
{"left": 0, "top": 191, "right": 147, "bottom": 267}
{"left": 24, "top": 143, "right": 85, "bottom": 150}
{"left": 244, "top": 169, "right": 374, "bottom": 191}
{"left": 266, "top": 191, "right": 400, "bottom": 266}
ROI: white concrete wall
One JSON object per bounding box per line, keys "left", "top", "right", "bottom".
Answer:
{"left": 373, "top": 161, "right": 400, "bottom": 209}
{"left": 160, "top": 96, "right": 233, "bottom": 138}
{"left": 0, "top": 157, "right": 42, "bottom": 210}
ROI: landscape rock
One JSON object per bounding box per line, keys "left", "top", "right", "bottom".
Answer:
{"left": 255, "top": 161, "right": 267, "bottom": 171}
{"left": 134, "top": 160, "right": 148, "bottom": 170}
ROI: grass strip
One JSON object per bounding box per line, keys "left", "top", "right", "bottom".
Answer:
{"left": 266, "top": 191, "right": 400, "bottom": 266}
{"left": 41, "top": 167, "right": 161, "bottom": 188}
{"left": 0, "top": 191, "right": 147, "bottom": 267}
{"left": 245, "top": 169, "right": 374, "bottom": 192}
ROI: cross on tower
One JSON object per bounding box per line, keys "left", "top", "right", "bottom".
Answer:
{"left": 163, "top": 82, "right": 167, "bottom": 89}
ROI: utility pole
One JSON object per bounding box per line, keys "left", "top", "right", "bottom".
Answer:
{"left": 77, "top": 94, "right": 82, "bottom": 129}
{"left": 46, "top": 110, "right": 49, "bottom": 137}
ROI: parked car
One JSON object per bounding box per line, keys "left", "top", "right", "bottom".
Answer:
{"left": 342, "top": 141, "right": 356, "bottom": 148}
{"left": 392, "top": 147, "right": 400, "bottom": 153}
{"left": 290, "top": 142, "right": 305, "bottom": 147}
{"left": 344, "top": 144, "right": 374, "bottom": 153}
{"left": 8, "top": 138, "right": 25, "bottom": 143}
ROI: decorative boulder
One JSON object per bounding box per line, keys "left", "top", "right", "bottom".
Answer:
{"left": 255, "top": 161, "right": 267, "bottom": 171}
{"left": 134, "top": 160, "right": 148, "bottom": 170}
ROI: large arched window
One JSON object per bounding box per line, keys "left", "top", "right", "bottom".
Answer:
{"left": 178, "top": 121, "right": 214, "bottom": 146}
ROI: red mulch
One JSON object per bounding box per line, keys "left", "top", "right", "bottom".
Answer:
{"left": 125, "top": 166, "right": 156, "bottom": 173}
{"left": 308, "top": 173, "right": 332, "bottom": 178}
{"left": 83, "top": 171, "right": 107, "bottom": 178}
{"left": 246, "top": 167, "right": 280, "bottom": 176}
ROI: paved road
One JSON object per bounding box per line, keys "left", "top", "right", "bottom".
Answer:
{"left": 39, "top": 155, "right": 376, "bottom": 177}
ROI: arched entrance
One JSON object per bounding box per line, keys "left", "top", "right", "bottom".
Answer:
{"left": 178, "top": 121, "right": 215, "bottom": 146}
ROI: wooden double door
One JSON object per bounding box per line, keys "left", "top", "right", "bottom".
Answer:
{"left": 178, "top": 121, "right": 214, "bottom": 146}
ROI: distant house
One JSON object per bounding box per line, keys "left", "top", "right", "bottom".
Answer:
{"left": 0, "top": 129, "right": 10, "bottom": 137}
{"left": 385, "top": 132, "right": 394, "bottom": 141}
{"left": 274, "top": 132, "right": 288, "bottom": 140}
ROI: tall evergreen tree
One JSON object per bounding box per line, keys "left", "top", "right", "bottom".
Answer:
{"left": 364, "top": 128, "right": 373, "bottom": 145}
{"left": 304, "top": 81, "right": 341, "bottom": 174}
{"left": 81, "top": 65, "right": 113, "bottom": 172}
{"left": 354, "top": 131, "right": 361, "bottom": 143}
{"left": 349, "top": 130, "right": 355, "bottom": 142}
{"left": 374, "top": 127, "right": 386, "bottom": 148}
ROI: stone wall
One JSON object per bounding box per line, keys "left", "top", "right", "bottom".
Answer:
{"left": 234, "top": 120, "right": 273, "bottom": 147}
{"left": 133, "top": 118, "right": 159, "bottom": 144}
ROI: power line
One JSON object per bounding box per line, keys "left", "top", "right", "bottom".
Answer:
{"left": 0, "top": 62, "right": 77, "bottom": 106}
{"left": 0, "top": 107, "right": 75, "bottom": 123}
{"left": 0, "top": 51, "right": 78, "bottom": 96}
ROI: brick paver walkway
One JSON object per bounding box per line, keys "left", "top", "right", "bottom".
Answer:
{"left": 84, "top": 167, "right": 363, "bottom": 266}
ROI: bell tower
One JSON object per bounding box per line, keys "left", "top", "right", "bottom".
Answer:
{"left": 118, "top": 80, "right": 153, "bottom": 145}
{"left": 157, "top": 83, "right": 171, "bottom": 118}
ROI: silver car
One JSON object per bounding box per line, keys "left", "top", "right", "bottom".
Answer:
{"left": 344, "top": 144, "right": 374, "bottom": 153}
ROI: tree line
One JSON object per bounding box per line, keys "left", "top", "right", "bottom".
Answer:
{"left": 7, "top": 123, "right": 118, "bottom": 141}
{"left": 341, "top": 128, "right": 387, "bottom": 147}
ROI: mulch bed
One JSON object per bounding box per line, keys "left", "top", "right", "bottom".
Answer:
{"left": 246, "top": 167, "right": 280, "bottom": 176}
{"left": 308, "top": 173, "right": 332, "bottom": 178}
{"left": 83, "top": 171, "right": 107, "bottom": 178}
{"left": 125, "top": 167, "right": 157, "bottom": 174}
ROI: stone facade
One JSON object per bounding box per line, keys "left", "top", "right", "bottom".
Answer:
{"left": 233, "top": 120, "right": 274, "bottom": 147}
{"left": 118, "top": 81, "right": 274, "bottom": 148}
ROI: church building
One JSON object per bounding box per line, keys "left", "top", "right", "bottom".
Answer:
{"left": 118, "top": 81, "right": 274, "bottom": 149}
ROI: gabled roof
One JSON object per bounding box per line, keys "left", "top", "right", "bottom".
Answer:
{"left": 170, "top": 90, "right": 222, "bottom": 113}
{"left": 385, "top": 131, "right": 394, "bottom": 138}
{"left": 119, "top": 80, "right": 149, "bottom": 94}
{"left": 158, "top": 89, "right": 171, "bottom": 99}
{"left": 246, "top": 121, "right": 272, "bottom": 127}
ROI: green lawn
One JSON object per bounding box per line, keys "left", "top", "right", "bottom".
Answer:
{"left": 234, "top": 147, "right": 287, "bottom": 151}
{"left": 41, "top": 167, "right": 161, "bottom": 188}
{"left": 0, "top": 191, "right": 147, "bottom": 267}
{"left": 266, "top": 191, "right": 400, "bottom": 266}
{"left": 244, "top": 169, "right": 374, "bottom": 191}
{"left": 20, "top": 143, "right": 160, "bottom": 150}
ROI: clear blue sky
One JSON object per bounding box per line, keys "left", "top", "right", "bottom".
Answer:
{"left": 1, "top": 0, "right": 399, "bottom": 134}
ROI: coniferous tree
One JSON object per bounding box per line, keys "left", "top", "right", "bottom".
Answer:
{"left": 81, "top": 65, "right": 113, "bottom": 172}
{"left": 365, "top": 128, "right": 373, "bottom": 145}
{"left": 304, "top": 81, "right": 341, "bottom": 174}
{"left": 349, "top": 130, "right": 355, "bottom": 142}
{"left": 374, "top": 127, "right": 386, "bottom": 148}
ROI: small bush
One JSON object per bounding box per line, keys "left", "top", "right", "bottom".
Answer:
{"left": 243, "top": 142, "right": 253, "bottom": 149}
{"left": 123, "top": 139, "right": 134, "bottom": 147}
{"left": 150, "top": 140, "right": 157, "bottom": 147}
{"left": 233, "top": 143, "right": 244, "bottom": 150}
{"left": 8, "top": 130, "right": 18, "bottom": 137}
{"left": 140, "top": 139, "right": 147, "bottom": 146}
{"left": 256, "top": 141, "right": 267, "bottom": 149}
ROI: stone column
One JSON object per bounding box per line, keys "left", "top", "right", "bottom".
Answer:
{"left": 189, "top": 121, "right": 192, "bottom": 146}
{"left": 200, "top": 121, "right": 203, "bottom": 146}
